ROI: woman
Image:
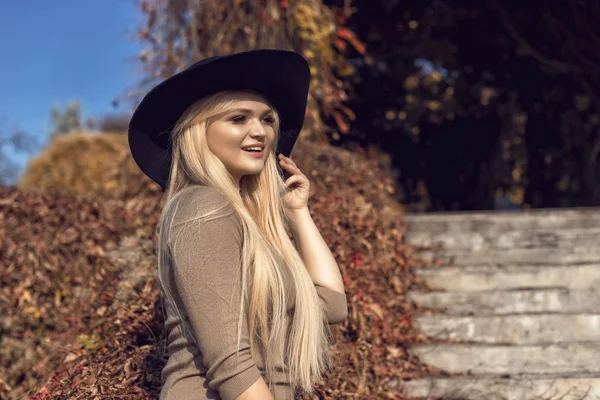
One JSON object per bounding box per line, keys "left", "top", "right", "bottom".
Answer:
{"left": 128, "top": 49, "right": 348, "bottom": 400}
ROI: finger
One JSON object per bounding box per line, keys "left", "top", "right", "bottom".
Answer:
{"left": 280, "top": 159, "right": 298, "bottom": 172}
{"left": 281, "top": 155, "right": 297, "bottom": 167}
{"left": 284, "top": 175, "right": 302, "bottom": 187}
{"left": 286, "top": 176, "right": 310, "bottom": 188}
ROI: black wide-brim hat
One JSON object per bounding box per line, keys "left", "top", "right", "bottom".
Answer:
{"left": 128, "top": 49, "right": 311, "bottom": 192}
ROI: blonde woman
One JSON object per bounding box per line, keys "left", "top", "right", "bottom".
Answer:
{"left": 128, "top": 49, "right": 348, "bottom": 400}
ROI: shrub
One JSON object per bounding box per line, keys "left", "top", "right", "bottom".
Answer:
{"left": 3, "top": 140, "right": 437, "bottom": 399}
{"left": 18, "top": 131, "right": 160, "bottom": 201}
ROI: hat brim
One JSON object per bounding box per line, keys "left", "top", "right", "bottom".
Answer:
{"left": 128, "top": 49, "right": 310, "bottom": 191}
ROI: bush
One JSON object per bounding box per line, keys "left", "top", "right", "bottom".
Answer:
{"left": 18, "top": 131, "right": 160, "bottom": 201}
{"left": 88, "top": 113, "right": 132, "bottom": 133}
{"left": 0, "top": 186, "right": 159, "bottom": 399}
{"left": 2, "top": 140, "right": 438, "bottom": 399}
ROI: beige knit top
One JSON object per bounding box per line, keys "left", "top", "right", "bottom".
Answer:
{"left": 158, "top": 185, "right": 348, "bottom": 400}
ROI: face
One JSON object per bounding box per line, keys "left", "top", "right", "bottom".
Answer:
{"left": 205, "top": 92, "right": 277, "bottom": 184}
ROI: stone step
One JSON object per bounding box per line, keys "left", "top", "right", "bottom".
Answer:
{"left": 414, "top": 314, "right": 600, "bottom": 344}
{"left": 404, "top": 217, "right": 600, "bottom": 234}
{"left": 409, "top": 343, "right": 600, "bottom": 375}
{"left": 420, "top": 247, "right": 600, "bottom": 266}
{"left": 404, "top": 208, "right": 600, "bottom": 234}
{"left": 415, "top": 264, "right": 600, "bottom": 292}
{"left": 409, "top": 289, "right": 600, "bottom": 315}
{"left": 405, "top": 227, "right": 600, "bottom": 252}
{"left": 402, "top": 377, "right": 600, "bottom": 400}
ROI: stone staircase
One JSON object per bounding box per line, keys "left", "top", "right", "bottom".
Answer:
{"left": 401, "top": 208, "right": 600, "bottom": 400}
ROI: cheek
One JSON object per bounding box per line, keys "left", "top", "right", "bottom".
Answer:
{"left": 267, "top": 127, "right": 277, "bottom": 143}
{"left": 209, "top": 124, "right": 245, "bottom": 150}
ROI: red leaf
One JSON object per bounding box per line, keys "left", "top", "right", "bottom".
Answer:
{"left": 334, "top": 37, "right": 347, "bottom": 51}
{"left": 337, "top": 27, "right": 354, "bottom": 40}
{"left": 332, "top": 111, "right": 350, "bottom": 134}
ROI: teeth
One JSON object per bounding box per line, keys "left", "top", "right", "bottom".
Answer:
{"left": 243, "top": 147, "right": 263, "bottom": 151}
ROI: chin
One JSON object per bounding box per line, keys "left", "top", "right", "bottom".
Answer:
{"left": 246, "top": 168, "right": 265, "bottom": 176}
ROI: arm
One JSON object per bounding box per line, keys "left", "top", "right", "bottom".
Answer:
{"left": 287, "top": 207, "right": 344, "bottom": 293}
{"left": 235, "top": 376, "right": 274, "bottom": 400}
{"left": 170, "top": 188, "right": 272, "bottom": 400}
{"left": 287, "top": 207, "right": 348, "bottom": 324}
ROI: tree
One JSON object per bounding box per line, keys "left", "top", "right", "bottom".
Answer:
{"left": 50, "top": 99, "right": 83, "bottom": 137}
{"left": 0, "top": 118, "right": 43, "bottom": 186}
{"left": 324, "top": 0, "right": 600, "bottom": 209}
{"left": 133, "top": 0, "right": 365, "bottom": 142}
{"left": 131, "top": 0, "right": 600, "bottom": 209}
{"left": 86, "top": 113, "right": 132, "bottom": 133}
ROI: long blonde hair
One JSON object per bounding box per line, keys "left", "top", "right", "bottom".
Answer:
{"left": 156, "top": 90, "right": 334, "bottom": 396}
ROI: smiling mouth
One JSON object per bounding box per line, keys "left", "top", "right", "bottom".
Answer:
{"left": 242, "top": 149, "right": 265, "bottom": 158}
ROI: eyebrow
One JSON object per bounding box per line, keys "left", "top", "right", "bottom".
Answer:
{"left": 227, "top": 108, "right": 274, "bottom": 116}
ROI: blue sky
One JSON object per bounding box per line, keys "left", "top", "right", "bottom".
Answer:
{"left": 0, "top": 0, "right": 144, "bottom": 182}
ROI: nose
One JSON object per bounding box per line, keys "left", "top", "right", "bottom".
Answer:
{"left": 249, "top": 118, "right": 267, "bottom": 138}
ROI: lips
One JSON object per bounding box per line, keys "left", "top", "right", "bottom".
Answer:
{"left": 242, "top": 148, "right": 264, "bottom": 158}
{"left": 241, "top": 143, "right": 265, "bottom": 150}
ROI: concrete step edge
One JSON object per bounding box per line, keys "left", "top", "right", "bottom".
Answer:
{"left": 413, "top": 264, "right": 600, "bottom": 292}
{"left": 408, "top": 343, "right": 600, "bottom": 376}
{"left": 399, "top": 377, "right": 600, "bottom": 400}
{"left": 413, "top": 314, "right": 600, "bottom": 345}
{"left": 408, "top": 288, "right": 600, "bottom": 315}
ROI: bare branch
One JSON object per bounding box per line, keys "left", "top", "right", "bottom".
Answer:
{"left": 491, "top": 0, "right": 572, "bottom": 74}
{"left": 133, "top": 0, "right": 365, "bottom": 138}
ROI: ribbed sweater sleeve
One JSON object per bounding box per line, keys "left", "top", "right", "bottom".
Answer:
{"left": 315, "top": 284, "right": 348, "bottom": 325}
{"left": 168, "top": 187, "right": 261, "bottom": 400}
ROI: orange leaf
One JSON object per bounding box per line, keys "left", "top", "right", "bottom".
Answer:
{"left": 332, "top": 111, "right": 350, "bottom": 134}
{"left": 337, "top": 27, "right": 354, "bottom": 40}
{"left": 340, "top": 105, "right": 356, "bottom": 120}
{"left": 367, "top": 303, "right": 385, "bottom": 319}
{"left": 334, "top": 37, "right": 347, "bottom": 51}
{"left": 348, "top": 37, "right": 367, "bottom": 55}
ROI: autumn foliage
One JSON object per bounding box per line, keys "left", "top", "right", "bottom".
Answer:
{"left": 6, "top": 0, "right": 600, "bottom": 397}
{"left": 2, "top": 138, "right": 442, "bottom": 399}
{"left": 133, "top": 0, "right": 365, "bottom": 142}
{"left": 18, "top": 131, "right": 159, "bottom": 201}
{"left": 325, "top": 0, "right": 600, "bottom": 209}
{"left": 125, "top": 0, "right": 600, "bottom": 212}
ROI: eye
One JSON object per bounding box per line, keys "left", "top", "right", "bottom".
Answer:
{"left": 263, "top": 115, "right": 275, "bottom": 124}
{"left": 231, "top": 115, "right": 246, "bottom": 123}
